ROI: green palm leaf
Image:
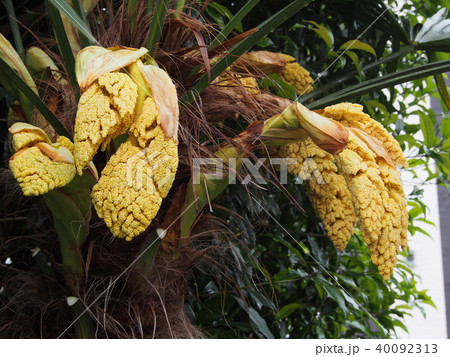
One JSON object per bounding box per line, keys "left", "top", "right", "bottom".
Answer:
{"left": 0, "top": 56, "right": 71, "bottom": 138}
{"left": 47, "top": 0, "right": 95, "bottom": 44}
{"left": 308, "top": 59, "right": 450, "bottom": 109}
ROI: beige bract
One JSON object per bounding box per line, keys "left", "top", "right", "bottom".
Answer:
{"left": 280, "top": 54, "right": 314, "bottom": 95}
{"left": 277, "top": 139, "right": 357, "bottom": 250}
{"left": 73, "top": 72, "right": 137, "bottom": 174}
{"left": 323, "top": 103, "right": 408, "bottom": 167}
{"left": 336, "top": 134, "right": 402, "bottom": 279}
{"left": 9, "top": 123, "right": 51, "bottom": 151}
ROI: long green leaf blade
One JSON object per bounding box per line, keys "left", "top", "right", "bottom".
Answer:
{"left": 0, "top": 56, "right": 71, "bottom": 138}
{"left": 146, "top": 0, "right": 171, "bottom": 55}
{"left": 47, "top": 0, "right": 95, "bottom": 44}
{"left": 433, "top": 72, "right": 450, "bottom": 112}
{"left": 308, "top": 60, "right": 450, "bottom": 109}
{"left": 428, "top": 51, "right": 450, "bottom": 111}
{"left": 3, "top": 0, "right": 25, "bottom": 59}
{"left": 185, "top": 0, "right": 314, "bottom": 102}
{"left": 298, "top": 45, "right": 415, "bottom": 104}
{"left": 209, "top": 0, "right": 260, "bottom": 49}
{"left": 45, "top": 0, "right": 79, "bottom": 100}
{"left": 128, "top": 0, "right": 137, "bottom": 33}
{"left": 71, "top": 0, "right": 91, "bottom": 47}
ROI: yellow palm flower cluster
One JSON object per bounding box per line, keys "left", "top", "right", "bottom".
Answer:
{"left": 8, "top": 123, "right": 76, "bottom": 196}
{"left": 277, "top": 138, "right": 357, "bottom": 250}
{"left": 322, "top": 103, "right": 408, "bottom": 167}
{"left": 336, "top": 133, "right": 406, "bottom": 279}
{"left": 91, "top": 98, "right": 178, "bottom": 240}
{"left": 216, "top": 73, "right": 259, "bottom": 95}
{"left": 232, "top": 51, "right": 313, "bottom": 96}
{"left": 73, "top": 46, "right": 179, "bottom": 241}
{"left": 277, "top": 103, "right": 408, "bottom": 279}
{"left": 74, "top": 73, "right": 137, "bottom": 174}
{"left": 279, "top": 54, "right": 314, "bottom": 95}
{"left": 325, "top": 104, "right": 409, "bottom": 260}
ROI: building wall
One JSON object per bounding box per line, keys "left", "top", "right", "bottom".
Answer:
{"left": 397, "top": 170, "right": 447, "bottom": 338}
{"left": 438, "top": 184, "right": 450, "bottom": 338}
{"left": 396, "top": 94, "right": 448, "bottom": 338}
{"left": 433, "top": 87, "right": 450, "bottom": 338}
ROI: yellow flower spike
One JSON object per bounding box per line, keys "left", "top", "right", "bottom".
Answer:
{"left": 129, "top": 97, "right": 163, "bottom": 147}
{"left": 293, "top": 102, "right": 349, "bottom": 155}
{"left": 323, "top": 103, "right": 408, "bottom": 167}
{"left": 73, "top": 72, "right": 138, "bottom": 174}
{"left": 10, "top": 147, "right": 75, "bottom": 196}
{"left": 95, "top": 96, "right": 179, "bottom": 240}
{"left": 137, "top": 61, "right": 179, "bottom": 142}
{"left": 378, "top": 159, "right": 409, "bottom": 253}
{"left": 9, "top": 125, "right": 76, "bottom": 197}
{"left": 75, "top": 50, "right": 180, "bottom": 240}
{"left": 335, "top": 133, "right": 401, "bottom": 280}
{"left": 91, "top": 61, "right": 179, "bottom": 240}
{"left": 91, "top": 135, "right": 178, "bottom": 241}
{"left": 9, "top": 122, "right": 52, "bottom": 151}
{"left": 280, "top": 54, "right": 314, "bottom": 95}
{"left": 277, "top": 139, "right": 357, "bottom": 250}
{"left": 75, "top": 46, "right": 148, "bottom": 90}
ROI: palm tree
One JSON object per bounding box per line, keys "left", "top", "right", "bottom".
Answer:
{"left": 0, "top": 0, "right": 449, "bottom": 338}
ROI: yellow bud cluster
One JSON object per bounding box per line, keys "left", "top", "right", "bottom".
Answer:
{"left": 216, "top": 73, "right": 259, "bottom": 94}
{"left": 74, "top": 72, "right": 137, "bottom": 174}
{"left": 129, "top": 97, "right": 164, "bottom": 148}
{"left": 91, "top": 140, "right": 161, "bottom": 240}
{"left": 336, "top": 134, "right": 403, "bottom": 279}
{"left": 279, "top": 54, "right": 314, "bottom": 95}
{"left": 9, "top": 147, "right": 75, "bottom": 196}
{"left": 91, "top": 97, "right": 178, "bottom": 241}
{"left": 8, "top": 125, "right": 76, "bottom": 196}
{"left": 275, "top": 102, "right": 409, "bottom": 279}
{"left": 276, "top": 138, "right": 357, "bottom": 250}
{"left": 323, "top": 103, "right": 408, "bottom": 167}
{"left": 378, "top": 160, "right": 409, "bottom": 252}
{"left": 55, "top": 136, "right": 75, "bottom": 152}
